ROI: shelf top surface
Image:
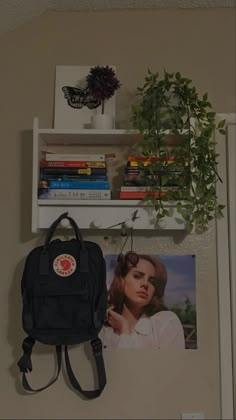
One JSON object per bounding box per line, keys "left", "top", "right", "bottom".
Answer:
{"left": 39, "top": 128, "right": 138, "bottom": 135}
{"left": 34, "top": 118, "right": 188, "bottom": 146}
{"left": 37, "top": 130, "right": 141, "bottom": 145}
{"left": 38, "top": 199, "right": 179, "bottom": 206}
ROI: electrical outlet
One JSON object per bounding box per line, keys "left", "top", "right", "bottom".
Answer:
{"left": 181, "top": 413, "right": 204, "bottom": 420}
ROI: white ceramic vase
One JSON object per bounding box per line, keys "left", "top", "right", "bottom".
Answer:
{"left": 91, "top": 114, "right": 114, "bottom": 129}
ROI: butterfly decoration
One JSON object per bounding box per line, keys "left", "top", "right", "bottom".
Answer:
{"left": 62, "top": 86, "right": 101, "bottom": 109}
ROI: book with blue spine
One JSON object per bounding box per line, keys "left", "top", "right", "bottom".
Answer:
{"left": 44, "top": 180, "right": 110, "bottom": 189}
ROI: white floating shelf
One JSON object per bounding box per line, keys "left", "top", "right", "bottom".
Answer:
{"left": 37, "top": 129, "right": 141, "bottom": 146}
{"left": 36, "top": 202, "right": 185, "bottom": 231}
{"left": 32, "top": 117, "right": 187, "bottom": 232}
{"left": 38, "top": 199, "right": 179, "bottom": 207}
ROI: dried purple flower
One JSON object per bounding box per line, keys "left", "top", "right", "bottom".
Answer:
{"left": 86, "top": 65, "right": 121, "bottom": 113}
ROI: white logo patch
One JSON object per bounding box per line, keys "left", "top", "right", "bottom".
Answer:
{"left": 53, "top": 254, "right": 77, "bottom": 277}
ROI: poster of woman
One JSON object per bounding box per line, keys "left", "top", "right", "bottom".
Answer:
{"left": 100, "top": 253, "right": 196, "bottom": 350}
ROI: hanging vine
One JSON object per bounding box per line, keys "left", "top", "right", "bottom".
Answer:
{"left": 131, "top": 70, "right": 226, "bottom": 232}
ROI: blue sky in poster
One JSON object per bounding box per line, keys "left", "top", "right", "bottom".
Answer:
{"left": 158, "top": 255, "right": 196, "bottom": 307}
{"left": 104, "top": 254, "right": 196, "bottom": 309}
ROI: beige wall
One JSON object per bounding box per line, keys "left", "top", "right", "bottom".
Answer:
{"left": 0, "top": 8, "right": 235, "bottom": 419}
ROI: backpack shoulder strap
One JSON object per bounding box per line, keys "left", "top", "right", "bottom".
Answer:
{"left": 17, "top": 336, "right": 62, "bottom": 392}
{"left": 65, "top": 337, "right": 106, "bottom": 399}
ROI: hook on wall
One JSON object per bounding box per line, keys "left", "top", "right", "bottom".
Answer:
{"left": 60, "top": 218, "right": 70, "bottom": 228}
{"left": 120, "top": 223, "right": 128, "bottom": 237}
{"left": 105, "top": 209, "right": 139, "bottom": 237}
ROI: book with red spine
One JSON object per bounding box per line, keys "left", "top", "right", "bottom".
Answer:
{"left": 127, "top": 156, "right": 159, "bottom": 162}
{"left": 119, "top": 191, "right": 166, "bottom": 199}
{"left": 40, "top": 160, "right": 106, "bottom": 168}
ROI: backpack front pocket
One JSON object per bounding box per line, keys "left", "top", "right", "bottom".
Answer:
{"left": 33, "top": 291, "right": 92, "bottom": 329}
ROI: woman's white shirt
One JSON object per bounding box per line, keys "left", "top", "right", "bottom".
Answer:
{"left": 99, "top": 311, "right": 185, "bottom": 349}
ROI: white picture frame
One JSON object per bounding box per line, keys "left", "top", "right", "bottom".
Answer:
{"left": 54, "top": 65, "right": 116, "bottom": 129}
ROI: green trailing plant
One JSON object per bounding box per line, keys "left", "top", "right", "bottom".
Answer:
{"left": 131, "top": 70, "right": 226, "bottom": 232}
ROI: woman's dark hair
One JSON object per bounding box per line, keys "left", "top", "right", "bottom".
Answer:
{"left": 108, "top": 254, "right": 168, "bottom": 316}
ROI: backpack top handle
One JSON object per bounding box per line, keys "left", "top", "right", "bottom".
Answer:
{"left": 43, "top": 212, "right": 85, "bottom": 251}
{"left": 40, "top": 213, "right": 89, "bottom": 274}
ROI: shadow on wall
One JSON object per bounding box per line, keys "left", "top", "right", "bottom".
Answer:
{"left": 8, "top": 258, "right": 29, "bottom": 394}
{"left": 19, "top": 130, "right": 36, "bottom": 243}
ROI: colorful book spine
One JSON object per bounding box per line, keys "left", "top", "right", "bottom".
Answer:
{"left": 123, "top": 180, "right": 157, "bottom": 187}
{"left": 127, "top": 155, "right": 188, "bottom": 163}
{"left": 127, "top": 156, "right": 159, "bottom": 162}
{"left": 38, "top": 189, "right": 111, "bottom": 200}
{"left": 120, "top": 186, "right": 152, "bottom": 192}
{"left": 127, "top": 161, "right": 151, "bottom": 167}
{"left": 40, "top": 174, "right": 108, "bottom": 181}
{"left": 124, "top": 169, "right": 162, "bottom": 176}
{"left": 124, "top": 167, "right": 183, "bottom": 175}
{"left": 41, "top": 180, "right": 109, "bottom": 189}
{"left": 124, "top": 174, "right": 160, "bottom": 180}
{"left": 121, "top": 186, "right": 186, "bottom": 192}
{"left": 119, "top": 189, "right": 186, "bottom": 199}
{"left": 44, "top": 153, "right": 105, "bottom": 162}
{"left": 40, "top": 160, "right": 106, "bottom": 168}
{"left": 40, "top": 167, "right": 107, "bottom": 176}
{"left": 119, "top": 191, "right": 166, "bottom": 199}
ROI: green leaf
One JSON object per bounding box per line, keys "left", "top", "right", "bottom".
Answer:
{"left": 219, "top": 129, "right": 226, "bottom": 135}
{"left": 185, "top": 222, "right": 194, "bottom": 233}
{"left": 218, "top": 119, "right": 226, "bottom": 128}
{"left": 207, "top": 112, "right": 216, "bottom": 118}
{"left": 175, "top": 72, "right": 181, "bottom": 80}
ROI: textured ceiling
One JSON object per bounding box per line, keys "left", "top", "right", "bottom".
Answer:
{"left": 0, "top": 0, "right": 235, "bottom": 36}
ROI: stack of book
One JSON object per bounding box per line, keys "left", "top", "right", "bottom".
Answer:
{"left": 38, "top": 153, "right": 111, "bottom": 200}
{"left": 119, "top": 156, "right": 189, "bottom": 199}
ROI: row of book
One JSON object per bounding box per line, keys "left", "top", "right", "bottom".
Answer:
{"left": 119, "top": 155, "right": 189, "bottom": 199}
{"left": 38, "top": 152, "right": 112, "bottom": 200}
{"left": 38, "top": 152, "right": 189, "bottom": 201}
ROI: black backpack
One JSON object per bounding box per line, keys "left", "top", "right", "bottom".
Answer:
{"left": 17, "top": 212, "right": 107, "bottom": 399}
